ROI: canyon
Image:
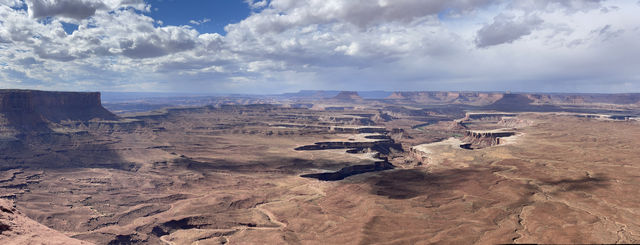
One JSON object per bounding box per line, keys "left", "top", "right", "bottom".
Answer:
{"left": 1, "top": 89, "right": 640, "bottom": 244}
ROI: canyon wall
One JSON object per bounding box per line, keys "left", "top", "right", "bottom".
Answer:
{"left": 386, "top": 92, "right": 504, "bottom": 105}
{"left": 386, "top": 91, "right": 640, "bottom": 107}
{"left": 462, "top": 130, "right": 515, "bottom": 149}
{"left": 0, "top": 90, "right": 117, "bottom": 124}
{"left": 332, "top": 91, "right": 363, "bottom": 101}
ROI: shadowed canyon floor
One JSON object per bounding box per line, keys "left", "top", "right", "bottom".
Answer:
{"left": 2, "top": 90, "right": 640, "bottom": 244}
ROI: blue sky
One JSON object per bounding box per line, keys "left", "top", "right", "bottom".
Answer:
{"left": 0, "top": 0, "right": 639, "bottom": 93}
{"left": 147, "top": 0, "right": 251, "bottom": 34}
{"left": 57, "top": 0, "right": 252, "bottom": 35}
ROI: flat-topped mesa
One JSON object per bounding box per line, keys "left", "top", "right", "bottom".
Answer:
{"left": 386, "top": 91, "right": 503, "bottom": 105}
{"left": 461, "top": 129, "right": 516, "bottom": 149}
{"left": 465, "top": 130, "right": 515, "bottom": 139}
{"left": 0, "top": 90, "right": 117, "bottom": 124}
{"left": 333, "top": 91, "right": 363, "bottom": 101}
{"left": 464, "top": 112, "right": 517, "bottom": 121}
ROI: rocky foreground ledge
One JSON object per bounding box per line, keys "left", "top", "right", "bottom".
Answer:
{"left": 0, "top": 198, "right": 91, "bottom": 245}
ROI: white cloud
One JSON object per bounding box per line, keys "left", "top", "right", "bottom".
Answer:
{"left": 189, "top": 18, "right": 210, "bottom": 25}
{"left": 0, "top": 0, "right": 22, "bottom": 7}
{"left": 245, "top": 0, "right": 267, "bottom": 10}
{"left": 0, "top": 0, "right": 640, "bottom": 93}
{"left": 25, "top": 0, "right": 148, "bottom": 20}
{"left": 475, "top": 14, "right": 543, "bottom": 47}
{"left": 27, "top": 0, "right": 107, "bottom": 20}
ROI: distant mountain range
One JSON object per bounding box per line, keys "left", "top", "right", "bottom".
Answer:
{"left": 102, "top": 90, "right": 640, "bottom": 105}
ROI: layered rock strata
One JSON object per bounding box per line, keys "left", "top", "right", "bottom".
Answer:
{"left": 461, "top": 129, "right": 516, "bottom": 149}
{"left": 0, "top": 90, "right": 117, "bottom": 127}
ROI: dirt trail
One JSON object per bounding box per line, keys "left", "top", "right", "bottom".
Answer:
{"left": 255, "top": 203, "right": 287, "bottom": 230}
{"left": 159, "top": 235, "right": 174, "bottom": 245}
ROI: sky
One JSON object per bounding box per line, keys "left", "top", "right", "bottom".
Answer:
{"left": 0, "top": 0, "right": 639, "bottom": 94}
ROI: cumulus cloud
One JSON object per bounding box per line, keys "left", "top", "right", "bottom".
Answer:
{"left": 244, "top": 0, "right": 267, "bottom": 10}
{"left": 189, "top": 18, "right": 210, "bottom": 25}
{"left": 475, "top": 14, "right": 543, "bottom": 47}
{"left": 507, "top": 0, "right": 606, "bottom": 14}
{"left": 230, "top": 0, "right": 500, "bottom": 32}
{"left": 26, "top": 0, "right": 107, "bottom": 20}
{"left": 25, "top": 0, "right": 148, "bottom": 20}
{"left": 0, "top": 0, "right": 22, "bottom": 7}
{"left": 1, "top": 0, "right": 640, "bottom": 93}
{"left": 117, "top": 26, "right": 198, "bottom": 59}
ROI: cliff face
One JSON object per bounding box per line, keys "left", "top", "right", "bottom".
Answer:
{"left": 0, "top": 90, "right": 117, "bottom": 129}
{"left": 333, "top": 91, "right": 363, "bottom": 101}
{"left": 385, "top": 91, "right": 640, "bottom": 107}
{"left": 549, "top": 93, "right": 640, "bottom": 105}
{"left": 483, "top": 94, "right": 563, "bottom": 112}
{"left": 386, "top": 92, "right": 503, "bottom": 105}
{"left": 495, "top": 93, "right": 640, "bottom": 106}
{"left": 461, "top": 130, "right": 515, "bottom": 149}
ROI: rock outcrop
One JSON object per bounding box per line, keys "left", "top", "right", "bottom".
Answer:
{"left": 294, "top": 140, "right": 403, "bottom": 154}
{"left": 464, "top": 113, "right": 517, "bottom": 121}
{"left": 300, "top": 161, "right": 394, "bottom": 181}
{"left": 548, "top": 93, "right": 640, "bottom": 105}
{"left": 333, "top": 91, "right": 363, "bottom": 101}
{"left": 0, "top": 90, "right": 117, "bottom": 128}
{"left": 461, "top": 129, "right": 515, "bottom": 149}
{"left": 0, "top": 198, "right": 92, "bottom": 245}
{"left": 295, "top": 133, "right": 404, "bottom": 181}
{"left": 447, "top": 120, "right": 467, "bottom": 130}
{"left": 386, "top": 91, "right": 503, "bottom": 106}
{"left": 498, "top": 117, "right": 533, "bottom": 128}
{"left": 483, "top": 94, "right": 561, "bottom": 112}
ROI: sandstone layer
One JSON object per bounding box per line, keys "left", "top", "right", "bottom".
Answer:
{"left": 0, "top": 198, "right": 92, "bottom": 245}
{"left": 0, "top": 89, "right": 117, "bottom": 124}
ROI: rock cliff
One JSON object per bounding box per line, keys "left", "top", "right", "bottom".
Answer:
{"left": 333, "top": 91, "right": 363, "bottom": 101}
{"left": 461, "top": 129, "right": 515, "bottom": 149}
{"left": 483, "top": 94, "right": 561, "bottom": 112}
{"left": 386, "top": 91, "right": 503, "bottom": 105}
{"left": 0, "top": 90, "right": 117, "bottom": 128}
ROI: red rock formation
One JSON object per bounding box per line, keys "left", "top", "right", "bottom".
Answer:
{"left": 498, "top": 118, "right": 532, "bottom": 128}
{"left": 462, "top": 130, "right": 515, "bottom": 149}
{"left": 0, "top": 90, "right": 117, "bottom": 127}
{"left": 386, "top": 92, "right": 406, "bottom": 99}
{"left": 385, "top": 91, "right": 503, "bottom": 105}
{"left": 0, "top": 199, "right": 92, "bottom": 244}
{"left": 561, "top": 95, "right": 585, "bottom": 104}
{"left": 333, "top": 91, "right": 363, "bottom": 101}
{"left": 447, "top": 120, "right": 467, "bottom": 130}
{"left": 526, "top": 94, "right": 554, "bottom": 104}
